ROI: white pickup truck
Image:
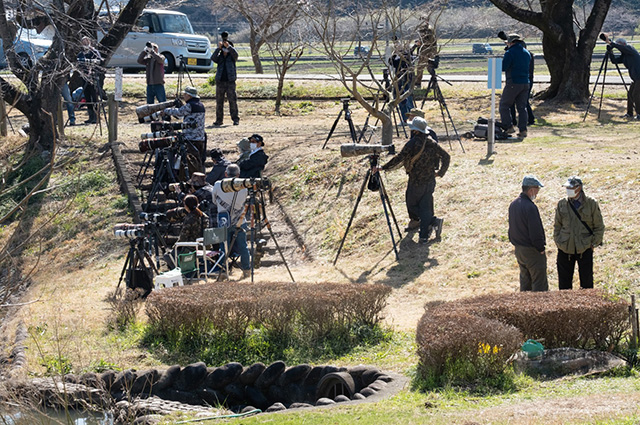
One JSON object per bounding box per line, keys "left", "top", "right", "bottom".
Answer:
{"left": 104, "top": 9, "right": 213, "bottom": 73}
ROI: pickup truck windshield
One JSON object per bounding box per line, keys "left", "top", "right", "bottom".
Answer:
{"left": 158, "top": 14, "right": 194, "bottom": 34}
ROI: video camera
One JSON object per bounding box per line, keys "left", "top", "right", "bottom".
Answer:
{"left": 113, "top": 223, "right": 146, "bottom": 239}
{"left": 498, "top": 30, "right": 508, "bottom": 41}
{"left": 340, "top": 143, "right": 395, "bottom": 158}
{"left": 220, "top": 177, "right": 271, "bottom": 193}
{"left": 150, "top": 121, "right": 197, "bottom": 132}
{"left": 427, "top": 55, "right": 440, "bottom": 70}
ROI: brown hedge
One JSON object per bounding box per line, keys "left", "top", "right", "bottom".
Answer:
{"left": 145, "top": 282, "right": 392, "bottom": 340}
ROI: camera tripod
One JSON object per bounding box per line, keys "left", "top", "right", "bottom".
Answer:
{"left": 420, "top": 69, "right": 465, "bottom": 153}
{"left": 144, "top": 148, "right": 181, "bottom": 212}
{"left": 583, "top": 48, "right": 629, "bottom": 121}
{"left": 175, "top": 55, "right": 195, "bottom": 97}
{"left": 228, "top": 187, "right": 295, "bottom": 283}
{"left": 323, "top": 98, "right": 359, "bottom": 149}
{"left": 116, "top": 236, "right": 158, "bottom": 297}
{"left": 334, "top": 154, "right": 402, "bottom": 265}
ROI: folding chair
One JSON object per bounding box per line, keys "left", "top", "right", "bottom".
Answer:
{"left": 177, "top": 250, "right": 199, "bottom": 283}
{"left": 197, "top": 227, "right": 229, "bottom": 281}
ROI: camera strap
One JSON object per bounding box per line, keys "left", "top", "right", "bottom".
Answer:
{"left": 405, "top": 137, "right": 428, "bottom": 174}
{"left": 568, "top": 200, "right": 593, "bottom": 236}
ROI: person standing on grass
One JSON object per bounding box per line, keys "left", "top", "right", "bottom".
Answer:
{"left": 603, "top": 35, "right": 640, "bottom": 119}
{"left": 212, "top": 31, "right": 240, "bottom": 126}
{"left": 508, "top": 175, "right": 548, "bottom": 291}
{"left": 137, "top": 42, "right": 166, "bottom": 104}
{"left": 553, "top": 176, "right": 605, "bottom": 290}
{"left": 499, "top": 34, "right": 531, "bottom": 138}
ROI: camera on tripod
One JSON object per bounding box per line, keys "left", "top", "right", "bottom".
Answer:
{"left": 114, "top": 223, "right": 146, "bottom": 239}
{"left": 136, "top": 99, "right": 182, "bottom": 123}
{"left": 139, "top": 212, "right": 166, "bottom": 223}
{"left": 150, "top": 121, "right": 197, "bottom": 132}
{"left": 220, "top": 177, "right": 271, "bottom": 193}
{"left": 139, "top": 135, "right": 179, "bottom": 153}
{"left": 340, "top": 143, "right": 395, "bottom": 158}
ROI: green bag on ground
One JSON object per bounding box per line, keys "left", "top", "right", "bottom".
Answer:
{"left": 521, "top": 339, "right": 544, "bottom": 358}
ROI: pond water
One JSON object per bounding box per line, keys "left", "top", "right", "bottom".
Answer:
{"left": 2, "top": 409, "right": 114, "bottom": 425}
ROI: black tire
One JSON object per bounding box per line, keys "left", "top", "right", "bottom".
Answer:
{"left": 163, "top": 52, "right": 175, "bottom": 74}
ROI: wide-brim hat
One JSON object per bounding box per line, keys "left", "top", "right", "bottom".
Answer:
{"left": 408, "top": 117, "right": 428, "bottom": 134}
{"left": 183, "top": 86, "right": 199, "bottom": 99}
{"left": 507, "top": 33, "right": 522, "bottom": 43}
{"left": 188, "top": 172, "right": 206, "bottom": 187}
{"left": 407, "top": 108, "right": 425, "bottom": 118}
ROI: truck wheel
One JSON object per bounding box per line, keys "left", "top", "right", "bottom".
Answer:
{"left": 163, "top": 53, "right": 175, "bottom": 74}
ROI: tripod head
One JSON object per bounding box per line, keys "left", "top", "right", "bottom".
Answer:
{"left": 368, "top": 153, "right": 380, "bottom": 168}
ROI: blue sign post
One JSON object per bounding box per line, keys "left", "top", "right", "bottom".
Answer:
{"left": 487, "top": 57, "right": 502, "bottom": 155}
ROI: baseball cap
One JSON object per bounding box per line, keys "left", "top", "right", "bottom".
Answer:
{"left": 562, "top": 176, "right": 583, "bottom": 188}
{"left": 522, "top": 175, "right": 544, "bottom": 187}
{"left": 508, "top": 33, "right": 522, "bottom": 43}
{"left": 250, "top": 134, "right": 264, "bottom": 144}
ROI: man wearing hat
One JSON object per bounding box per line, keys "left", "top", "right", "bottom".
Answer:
{"left": 137, "top": 42, "right": 166, "bottom": 104}
{"left": 377, "top": 116, "right": 450, "bottom": 243}
{"left": 508, "top": 175, "right": 548, "bottom": 291}
{"left": 499, "top": 33, "right": 532, "bottom": 138}
{"left": 163, "top": 86, "right": 207, "bottom": 173}
{"left": 553, "top": 177, "right": 605, "bottom": 290}
{"left": 212, "top": 31, "right": 240, "bottom": 126}
{"left": 206, "top": 148, "right": 231, "bottom": 185}
{"left": 239, "top": 134, "right": 269, "bottom": 178}
{"left": 407, "top": 108, "right": 439, "bottom": 141}
{"left": 603, "top": 34, "right": 640, "bottom": 119}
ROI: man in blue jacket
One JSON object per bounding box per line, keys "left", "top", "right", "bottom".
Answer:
{"left": 212, "top": 31, "right": 240, "bottom": 126}
{"left": 499, "top": 34, "right": 532, "bottom": 138}
{"left": 604, "top": 35, "right": 640, "bottom": 119}
{"left": 508, "top": 175, "right": 548, "bottom": 292}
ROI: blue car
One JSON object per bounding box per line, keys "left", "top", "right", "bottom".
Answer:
{"left": 0, "top": 28, "right": 51, "bottom": 69}
{"left": 472, "top": 43, "right": 493, "bottom": 55}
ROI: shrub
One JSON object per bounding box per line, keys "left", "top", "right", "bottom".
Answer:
{"left": 144, "top": 282, "right": 392, "bottom": 364}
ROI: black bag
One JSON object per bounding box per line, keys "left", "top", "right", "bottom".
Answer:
{"left": 126, "top": 268, "right": 153, "bottom": 297}
{"left": 473, "top": 123, "right": 509, "bottom": 140}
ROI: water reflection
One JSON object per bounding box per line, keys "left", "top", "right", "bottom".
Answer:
{"left": 2, "top": 409, "right": 114, "bottom": 425}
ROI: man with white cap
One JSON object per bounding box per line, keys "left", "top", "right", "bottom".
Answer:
{"left": 508, "top": 175, "right": 548, "bottom": 291}
{"left": 553, "top": 176, "right": 605, "bottom": 290}
{"left": 377, "top": 116, "right": 450, "bottom": 243}
{"left": 163, "top": 86, "right": 207, "bottom": 172}
{"left": 604, "top": 34, "right": 640, "bottom": 119}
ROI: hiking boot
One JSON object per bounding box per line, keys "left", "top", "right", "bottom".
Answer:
{"left": 213, "top": 121, "right": 223, "bottom": 126}
{"left": 233, "top": 121, "right": 240, "bottom": 125}
{"left": 242, "top": 269, "right": 251, "bottom": 279}
{"left": 504, "top": 126, "right": 516, "bottom": 134}
{"left": 434, "top": 218, "right": 444, "bottom": 239}
{"left": 419, "top": 238, "right": 429, "bottom": 245}
{"left": 635, "top": 115, "right": 640, "bottom": 120}
{"left": 405, "top": 219, "right": 420, "bottom": 232}
{"left": 517, "top": 130, "right": 527, "bottom": 138}
{"left": 622, "top": 113, "right": 633, "bottom": 119}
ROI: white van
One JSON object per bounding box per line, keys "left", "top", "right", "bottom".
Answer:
{"left": 105, "top": 9, "right": 213, "bottom": 73}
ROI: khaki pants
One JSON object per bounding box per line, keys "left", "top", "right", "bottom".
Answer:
{"left": 514, "top": 245, "right": 548, "bottom": 292}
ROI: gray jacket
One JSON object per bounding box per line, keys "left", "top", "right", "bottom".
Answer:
{"left": 213, "top": 46, "right": 238, "bottom": 82}
{"left": 554, "top": 193, "right": 604, "bottom": 255}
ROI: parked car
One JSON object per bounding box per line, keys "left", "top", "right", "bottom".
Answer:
{"left": 0, "top": 27, "right": 52, "bottom": 69}
{"left": 472, "top": 43, "right": 493, "bottom": 55}
{"left": 102, "top": 9, "right": 213, "bottom": 73}
{"left": 354, "top": 45, "right": 370, "bottom": 58}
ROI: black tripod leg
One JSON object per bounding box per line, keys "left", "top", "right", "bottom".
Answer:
{"left": 334, "top": 169, "right": 370, "bottom": 265}
{"left": 391, "top": 106, "right": 401, "bottom": 137}
{"left": 376, "top": 175, "right": 399, "bottom": 260}
{"left": 436, "top": 84, "right": 465, "bottom": 153}
{"left": 116, "top": 246, "right": 133, "bottom": 295}
{"left": 357, "top": 114, "right": 371, "bottom": 143}
{"left": 347, "top": 116, "right": 358, "bottom": 144}
{"left": 378, "top": 177, "right": 403, "bottom": 239}
{"left": 583, "top": 55, "right": 608, "bottom": 121}
{"left": 597, "top": 57, "right": 609, "bottom": 119}
{"left": 396, "top": 105, "right": 408, "bottom": 137}
{"left": 262, "top": 217, "right": 295, "bottom": 282}
{"left": 323, "top": 110, "right": 344, "bottom": 149}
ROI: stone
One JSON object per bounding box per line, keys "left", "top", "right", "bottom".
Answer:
{"left": 154, "top": 365, "right": 181, "bottom": 391}
{"left": 277, "top": 364, "right": 312, "bottom": 387}
{"left": 255, "top": 361, "right": 286, "bottom": 390}
{"left": 175, "top": 362, "right": 208, "bottom": 391}
{"left": 241, "top": 405, "right": 258, "bottom": 414}
{"left": 131, "top": 369, "right": 160, "bottom": 394}
{"left": 334, "top": 395, "right": 350, "bottom": 403}
{"left": 245, "top": 386, "right": 269, "bottom": 410}
{"left": 239, "top": 363, "right": 266, "bottom": 385}
{"left": 360, "top": 387, "right": 377, "bottom": 397}
{"left": 289, "top": 402, "right": 314, "bottom": 409}
{"left": 316, "top": 397, "right": 336, "bottom": 406}
{"left": 266, "top": 402, "right": 287, "bottom": 412}
{"left": 512, "top": 348, "right": 627, "bottom": 378}
{"left": 352, "top": 393, "right": 366, "bottom": 400}
{"left": 204, "top": 363, "right": 243, "bottom": 390}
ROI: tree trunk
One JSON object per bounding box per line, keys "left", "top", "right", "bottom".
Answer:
{"left": 276, "top": 74, "right": 285, "bottom": 114}
{"left": 379, "top": 105, "right": 394, "bottom": 146}
{"left": 539, "top": 33, "right": 591, "bottom": 102}
{"left": 249, "top": 32, "right": 264, "bottom": 74}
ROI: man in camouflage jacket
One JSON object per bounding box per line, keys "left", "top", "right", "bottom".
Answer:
{"left": 379, "top": 117, "right": 450, "bottom": 243}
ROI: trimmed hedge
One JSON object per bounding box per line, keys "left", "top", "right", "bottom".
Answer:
{"left": 145, "top": 282, "right": 392, "bottom": 342}
{"left": 416, "top": 290, "right": 630, "bottom": 385}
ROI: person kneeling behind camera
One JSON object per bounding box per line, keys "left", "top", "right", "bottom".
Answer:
{"left": 169, "top": 172, "right": 216, "bottom": 226}
{"left": 212, "top": 164, "right": 252, "bottom": 279}
{"left": 163, "top": 194, "right": 208, "bottom": 270}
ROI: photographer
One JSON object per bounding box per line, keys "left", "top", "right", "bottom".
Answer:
{"left": 206, "top": 148, "right": 231, "bottom": 185}
{"left": 212, "top": 31, "right": 240, "bottom": 126}
{"left": 376, "top": 117, "right": 450, "bottom": 243}
{"left": 211, "top": 164, "right": 251, "bottom": 279}
{"left": 236, "top": 137, "right": 251, "bottom": 163}
{"left": 603, "top": 35, "right": 640, "bottom": 119}
{"left": 163, "top": 86, "right": 207, "bottom": 172}
{"left": 77, "top": 36, "right": 103, "bottom": 124}
{"left": 499, "top": 34, "right": 531, "bottom": 138}
{"left": 239, "top": 134, "right": 268, "bottom": 178}
{"left": 170, "top": 172, "right": 216, "bottom": 226}
{"left": 388, "top": 38, "right": 415, "bottom": 122}
{"left": 137, "top": 42, "right": 166, "bottom": 104}
{"left": 164, "top": 194, "right": 208, "bottom": 269}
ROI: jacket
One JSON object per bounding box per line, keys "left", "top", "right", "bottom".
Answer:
{"left": 508, "top": 193, "right": 546, "bottom": 252}
{"left": 163, "top": 98, "right": 206, "bottom": 142}
{"left": 137, "top": 50, "right": 165, "bottom": 85}
{"left": 610, "top": 43, "right": 640, "bottom": 82}
{"left": 553, "top": 193, "right": 604, "bottom": 255}
{"left": 239, "top": 149, "right": 269, "bottom": 178}
{"left": 503, "top": 42, "right": 531, "bottom": 85}
{"left": 206, "top": 158, "right": 231, "bottom": 185}
{"left": 381, "top": 132, "right": 450, "bottom": 185}
{"left": 213, "top": 46, "right": 238, "bottom": 82}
